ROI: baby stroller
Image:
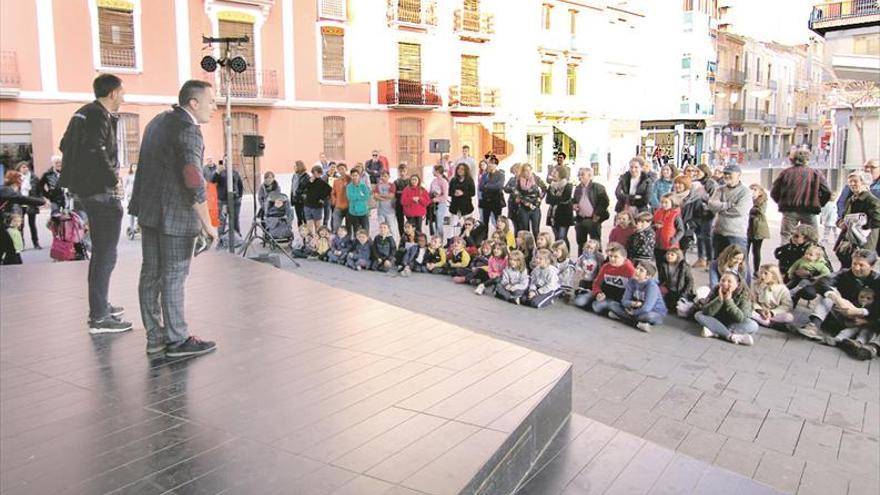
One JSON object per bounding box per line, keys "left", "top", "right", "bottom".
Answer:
{"left": 262, "top": 191, "right": 293, "bottom": 248}
{"left": 47, "top": 209, "right": 89, "bottom": 261}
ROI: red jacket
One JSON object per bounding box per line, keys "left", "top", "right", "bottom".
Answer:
{"left": 401, "top": 186, "right": 430, "bottom": 217}
{"left": 592, "top": 260, "right": 636, "bottom": 299}
{"left": 654, "top": 207, "right": 682, "bottom": 250}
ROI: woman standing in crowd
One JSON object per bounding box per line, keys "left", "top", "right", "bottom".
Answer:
{"left": 290, "top": 160, "right": 309, "bottom": 226}
{"left": 430, "top": 165, "right": 450, "bottom": 241}
{"left": 1, "top": 170, "right": 47, "bottom": 264}
{"left": 401, "top": 174, "right": 431, "bottom": 233}
{"left": 615, "top": 157, "right": 653, "bottom": 215}
{"left": 345, "top": 169, "right": 372, "bottom": 237}
{"left": 748, "top": 184, "right": 770, "bottom": 273}
{"left": 545, "top": 165, "right": 573, "bottom": 250}
{"left": 649, "top": 163, "right": 676, "bottom": 209}
{"left": 836, "top": 170, "right": 880, "bottom": 267}
{"left": 15, "top": 162, "right": 40, "bottom": 249}
{"left": 448, "top": 163, "right": 475, "bottom": 233}
{"left": 504, "top": 163, "right": 522, "bottom": 231}
{"left": 514, "top": 163, "right": 546, "bottom": 239}
{"left": 393, "top": 163, "right": 409, "bottom": 238}
{"left": 691, "top": 164, "right": 717, "bottom": 268}
{"left": 476, "top": 159, "right": 488, "bottom": 223}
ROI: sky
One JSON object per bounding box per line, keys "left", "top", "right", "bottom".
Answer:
{"left": 725, "top": 0, "right": 820, "bottom": 45}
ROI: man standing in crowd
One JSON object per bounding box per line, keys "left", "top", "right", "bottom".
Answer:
{"left": 572, "top": 167, "right": 610, "bottom": 254}
{"left": 129, "top": 80, "right": 219, "bottom": 358}
{"left": 706, "top": 163, "right": 751, "bottom": 257}
{"left": 365, "top": 150, "right": 384, "bottom": 185}
{"left": 212, "top": 160, "right": 243, "bottom": 240}
{"left": 454, "top": 145, "right": 477, "bottom": 177}
{"left": 315, "top": 152, "right": 330, "bottom": 174}
{"left": 202, "top": 155, "right": 217, "bottom": 181}
{"left": 479, "top": 156, "right": 505, "bottom": 227}
{"left": 770, "top": 148, "right": 831, "bottom": 239}
{"left": 58, "top": 74, "right": 131, "bottom": 333}
{"left": 39, "top": 155, "right": 65, "bottom": 211}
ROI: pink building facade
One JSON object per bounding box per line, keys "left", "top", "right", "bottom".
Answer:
{"left": 0, "top": 0, "right": 508, "bottom": 182}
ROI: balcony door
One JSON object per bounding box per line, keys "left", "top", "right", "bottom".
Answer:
{"left": 460, "top": 55, "right": 480, "bottom": 106}
{"left": 219, "top": 19, "right": 256, "bottom": 97}
{"left": 398, "top": 42, "right": 422, "bottom": 104}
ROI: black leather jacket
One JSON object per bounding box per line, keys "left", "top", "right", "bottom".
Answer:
{"left": 39, "top": 168, "right": 64, "bottom": 205}
{"left": 58, "top": 101, "right": 119, "bottom": 197}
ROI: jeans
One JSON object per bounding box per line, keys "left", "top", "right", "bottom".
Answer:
{"left": 376, "top": 210, "right": 400, "bottom": 244}
{"left": 322, "top": 201, "right": 332, "bottom": 227}
{"left": 434, "top": 202, "right": 449, "bottom": 241}
{"left": 712, "top": 233, "right": 748, "bottom": 259}
{"left": 81, "top": 194, "right": 123, "bottom": 321}
{"left": 553, "top": 226, "right": 570, "bottom": 250}
{"left": 347, "top": 213, "right": 369, "bottom": 237}
{"left": 573, "top": 290, "right": 595, "bottom": 309}
{"left": 694, "top": 311, "right": 758, "bottom": 339}
{"left": 219, "top": 199, "right": 242, "bottom": 235}
{"left": 574, "top": 217, "right": 602, "bottom": 255}
{"left": 517, "top": 207, "right": 541, "bottom": 238}
{"left": 608, "top": 302, "right": 665, "bottom": 326}
{"left": 22, "top": 205, "right": 39, "bottom": 247}
{"left": 395, "top": 201, "right": 406, "bottom": 238}
{"left": 139, "top": 226, "right": 195, "bottom": 346}
{"left": 748, "top": 238, "right": 763, "bottom": 272}
{"left": 781, "top": 212, "right": 818, "bottom": 241}
{"left": 482, "top": 205, "right": 502, "bottom": 230}
{"left": 293, "top": 202, "right": 305, "bottom": 226}
{"left": 696, "top": 219, "right": 713, "bottom": 260}
{"left": 591, "top": 298, "right": 616, "bottom": 315}
{"left": 332, "top": 207, "right": 347, "bottom": 232}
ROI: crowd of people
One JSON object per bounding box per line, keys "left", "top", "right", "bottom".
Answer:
{"left": 262, "top": 147, "right": 880, "bottom": 361}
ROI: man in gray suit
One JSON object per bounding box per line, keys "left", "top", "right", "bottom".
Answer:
{"left": 129, "top": 80, "right": 219, "bottom": 357}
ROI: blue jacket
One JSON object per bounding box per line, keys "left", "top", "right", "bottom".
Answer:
{"left": 650, "top": 178, "right": 674, "bottom": 209}
{"left": 331, "top": 235, "right": 352, "bottom": 254}
{"left": 346, "top": 182, "right": 372, "bottom": 216}
{"left": 622, "top": 278, "right": 667, "bottom": 316}
{"left": 349, "top": 239, "right": 372, "bottom": 261}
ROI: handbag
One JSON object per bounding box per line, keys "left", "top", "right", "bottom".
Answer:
{"left": 50, "top": 237, "right": 75, "bottom": 261}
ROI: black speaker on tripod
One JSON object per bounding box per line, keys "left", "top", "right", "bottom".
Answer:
{"left": 242, "top": 134, "right": 265, "bottom": 157}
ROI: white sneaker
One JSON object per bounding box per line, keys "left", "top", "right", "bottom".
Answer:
{"left": 700, "top": 326, "right": 715, "bottom": 338}
{"left": 730, "top": 334, "right": 754, "bottom": 346}
{"left": 636, "top": 322, "right": 652, "bottom": 333}
{"left": 474, "top": 284, "right": 485, "bottom": 295}
{"left": 401, "top": 267, "right": 412, "bottom": 277}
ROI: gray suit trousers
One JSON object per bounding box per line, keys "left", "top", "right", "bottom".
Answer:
{"left": 139, "top": 225, "right": 195, "bottom": 346}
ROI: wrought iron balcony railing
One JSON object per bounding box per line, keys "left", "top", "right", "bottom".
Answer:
{"left": 378, "top": 79, "right": 442, "bottom": 107}
{"left": 453, "top": 9, "right": 494, "bottom": 40}
{"left": 387, "top": 0, "right": 437, "bottom": 28}
{"left": 448, "top": 85, "right": 500, "bottom": 110}
{"left": 810, "top": 1, "right": 880, "bottom": 34}
{"left": 205, "top": 69, "right": 280, "bottom": 100}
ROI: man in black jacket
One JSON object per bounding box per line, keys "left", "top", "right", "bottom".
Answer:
{"left": 212, "top": 160, "right": 244, "bottom": 238}
{"left": 58, "top": 74, "right": 131, "bottom": 334}
{"left": 39, "top": 155, "right": 65, "bottom": 211}
{"left": 572, "top": 167, "right": 610, "bottom": 255}
{"left": 479, "top": 156, "right": 505, "bottom": 227}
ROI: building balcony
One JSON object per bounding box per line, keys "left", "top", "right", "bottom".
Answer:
{"left": 205, "top": 69, "right": 280, "bottom": 103}
{"left": 797, "top": 112, "right": 811, "bottom": 124}
{"left": 809, "top": 1, "right": 880, "bottom": 36}
{"left": 387, "top": 0, "right": 437, "bottom": 30}
{"left": 746, "top": 109, "right": 766, "bottom": 122}
{"left": 784, "top": 116, "right": 796, "bottom": 127}
{"left": 0, "top": 50, "right": 20, "bottom": 97}
{"left": 453, "top": 8, "right": 494, "bottom": 42}
{"left": 378, "top": 79, "right": 441, "bottom": 108}
{"left": 717, "top": 68, "right": 745, "bottom": 85}
{"left": 448, "top": 85, "right": 499, "bottom": 114}
{"left": 728, "top": 108, "right": 745, "bottom": 123}
{"left": 765, "top": 113, "right": 778, "bottom": 124}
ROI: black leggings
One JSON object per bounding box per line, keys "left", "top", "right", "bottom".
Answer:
{"left": 23, "top": 206, "right": 39, "bottom": 246}
{"left": 748, "top": 238, "right": 763, "bottom": 272}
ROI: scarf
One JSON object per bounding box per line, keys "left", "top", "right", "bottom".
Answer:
{"left": 519, "top": 175, "right": 536, "bottom": 192}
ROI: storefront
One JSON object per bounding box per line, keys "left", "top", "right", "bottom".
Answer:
{"left": 639, "top": 119, "right": 707, "bottom": 167}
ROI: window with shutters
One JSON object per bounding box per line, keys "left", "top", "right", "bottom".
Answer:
{"left": 569, "top": 9, "right": 577, "bottom": 35}
{"left": 98, "top": 2, "right": 137, "bottom": 68}
{"left": 117, "top": 113, "right": 140, "bottom": 169}
{"left": 567, "top": 65, "right": 576, "bottom": 95}
{"left": 231, "top": 112, "right": 259, "bottom": 194}
{"left": 540, "top": 61, "right": 553, "bottom": 95}
{"left": 460, "top": 55, "right": 480, "bottom": 106}
{"left": 323, "top": 117, "right": 345, "bottom": 161}
{"left": 219, "top": 19, "right": 257, "bottom": 97}
{"left": 397, "top": 118, "right": 423, "bottom": 168}
{"left": 398, "top": 0, "right": 422, "bottom": 24}
{"left": 319, "top": 0, "right": 346, "bottom": 20}
{"left": 542, "top": 4, "right": 552, "bottom": 30}
{"left": 398, "top": 42, "right": 421, "bottom": 81}
{"left": 320, "top": 26, "right": 345, "bottom": 82}
{"left": 492, "top": 122, "right": 506, "bottom": 156}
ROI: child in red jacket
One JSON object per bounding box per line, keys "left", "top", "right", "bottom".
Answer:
{"left": 588, "top": 242, "right": 636, "bottom": 316}
{"left": 653, "top": 193, "right": 685, "bottom": 266}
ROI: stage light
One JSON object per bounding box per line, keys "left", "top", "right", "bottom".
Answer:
{"left": 229, "top": 56, "right": 248, "bottom": 74}
{"left": 200, "top": 55, "right": 218, "bottom": 72}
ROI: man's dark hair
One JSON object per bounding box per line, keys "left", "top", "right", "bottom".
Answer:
{"left": 178, "top": 80, "right": 213, "bottom": 107}
{"left": 93, "top": 74, "right": 122, "bottom": 98}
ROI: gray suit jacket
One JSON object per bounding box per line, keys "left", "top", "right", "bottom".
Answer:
{"left": 129, "top": 106, "right": 207, "bottom": 237}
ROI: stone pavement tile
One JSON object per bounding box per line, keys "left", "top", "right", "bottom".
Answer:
{"left": 604, "top": 441, "right": 675, "bottom": 495}
{"left": 722, "top": 370, "right": 766, "bottom": 402}
{"left": 596, "top": 369, "right": 646, "bottom": 404}
{"left": 692, "top": 464, "right": 779, "bottom": 495}
{"left": 793, "top": 420, "right": 843, "bottom": 464}
{"left": 691, "top": 365, "right": 736, "bottom": 395}
{"left": 291, "top": 407, "right": 417, "bottom": 463}
{"left": 814, "top": 368, "right": 852, "bottom": 395}
{"left": 403, "top": 428, "right": 507, "bottom": 495}
{"left": 838, "top": 430, "right": 880, "bottom": 476}
{"left": 684, "top": 392, "right": 736, "bottom": 432}
{"left": 666, "top": 361, "right": 709, "bottom": 386}
{"left": 332, "top": 414, "right": 447, "bottom": 473}
{"left": 613, "top": 407, "right": 659, "bottom": 437}
{"left": 697, "top": 343, "right": 739, "bottom": 368}
{"left": 573, "top": 363, "right": 619, "bottom": 403}
{"left": 806, "top": 344, "right": 842, "bottom": 368}
{"left": 823, "top": 393, "right": 866, "bottom": 432}
{"left": 863, "top": 400, "right": 879, "bottom": 437}
{"left": 796, "top": 462, "right": 849, "bottom": 495}
{"left": 754, "top": 356, "right": 792, "bottom": 381}
{"left": 717, "top": 400, "right": 770, "bottom": 443}
{"left": 586, "top": 399, "right": 627, "bottom": 425}
{"left": 754, "top": 378, "right": 797, "bottom": 411}
{"left": 848, "top": 475, "right": 880, "bottom": 495}
{"left": 638, "top": 354, "right": 682, "bottom": 380}
{"left": 713, "top": 437, "right": 766, "bottom": 479}
{"left": 780, "top": 337, "right": 816, "bottom": 361}
{"left": 643, "top": 416, "right": 692, "bottom": 451}
{"left": 848, "top": 371, "right": 880, "bottom": 404}
{"left": 782, "top": 363, "right": 820, "bottom": 390}
{"left": 754, "top": 409, "right": 805, "bottom": 455}
{"left": 651, "top": 385, "right": 703, "bottom": 421}
{"left": 647, "top": 454, "right": 709, "bottom": 495}
{"left": 726, "top": 349, "right": 766, "bottom": 374}
{"left": 787, "top": 387, "right": 830, "bottom": 423}
{"left": 560, "top": 431, "right": 645, "bottom": 495}
{"left": 677, "top": 427, "right": 727, "bottom": 464}
{"left": 834, "top": 354, "right": 871, "bottom": 376}
{"left": 328, "top": 475, "right": 396, "bottom": 495}
{"left": 753, "top": 449, "right": 806, "bottom": 494}
{"left": 623, "top": 377, "right": 674, "bottom": 411}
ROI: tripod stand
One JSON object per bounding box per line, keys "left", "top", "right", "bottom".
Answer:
{"left": 238, "top": 155, "right": 300, "bottom": 266}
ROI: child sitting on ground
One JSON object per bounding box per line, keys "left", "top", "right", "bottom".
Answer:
{"left": 396, "top": 222, "right": 418, "bottom": 265}
{"left": 446, "top": 236, "right": 472, "bottom": 279}
{"left": 609, "top": 211, "right": 636, "bottom": 247}
{"left": 525, "top": 249, "right": 560, "bottom": 308}
{"left": 750, "top": 264, "right": 794, "bottom": 329}
{"left": 399, "top": 233, "right": 429, "bottom": 275}
{"left": 608, "top": 261, "right": 667, "bottom": 333}
{"left": 473, "top": 242, "right": 509, "bottom": 295}
{"left": 345, "top": 229, "right": 372, "bottom": 270}
{"left": 458, "top": 240, "right": 491, "bottom": 284}
{"left": 551, "top": 240, "right": 576, "bottom": 302}
{"left": 832, "top": 288, "right": 879, "bottom": 361}
{"left": 787, "top": 244, "right": 832, "bottom": 305}
{"left": 291, "top": 224, "right": 318, "bottom": 259}
{"left": 371, "top": 223, "right": 397, "bottom": 272}
{"left": 658, "top": 247, "right": 695, "bottom": 313}
{"left": 532, "top": 232, "right": 554, "bottom": 269}
{"left": 695, "top": 271, "right": 758, "bottom": 346}
{"left": 315, "top": 226, "right": 332, "bottom": 261}
{"left": 627, "top": 211, "right": 656, "bottom": 266}
{"left": 495, "top": 250, "right": 530, "bottom": 304}
{"left": 588, "top": 242, "right": 636, "bottom": 315}
{"left": 774, "top": 225, "right": 830, "bottom": 282}
{"left": 709, "top": 244, "right": 751, "bottom": 289}
{"left": 573, "top": 239, "right": 604, "bottom": 308}
{"left": 515, "top": 230, "right": 536, "bottom": 268}
{"left": 328, "top": 226, "right": 352, "bottom": 264}
{"left": 425, "top": 234, "right": 447, "bottom": 274}
{"left": 459, "top": 218, "right": 483, "bottom": 256}
{"left": 494, "top": 216, "right": 516, "bottom": 250}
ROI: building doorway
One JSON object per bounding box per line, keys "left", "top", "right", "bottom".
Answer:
{"left": 231, "top": 112, "right": 259, "bottom": 194}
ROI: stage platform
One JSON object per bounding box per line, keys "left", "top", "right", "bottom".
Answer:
{"left": 0, "top": 254, "right": 572, "bottom": 495}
